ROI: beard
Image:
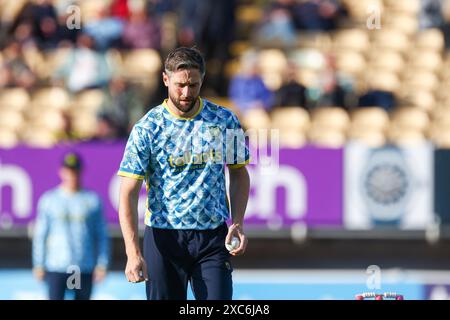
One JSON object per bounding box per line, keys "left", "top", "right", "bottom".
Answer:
{"left": 169, "top": 92, "right": 198, "bottom": 113}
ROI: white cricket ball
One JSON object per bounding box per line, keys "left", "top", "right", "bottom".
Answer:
{"left": 225, "top": 237, "right": 240, "bottom": 251}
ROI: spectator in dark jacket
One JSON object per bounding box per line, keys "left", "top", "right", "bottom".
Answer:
{"left": 272, "top": 62, "right": 308, "bottom": 109}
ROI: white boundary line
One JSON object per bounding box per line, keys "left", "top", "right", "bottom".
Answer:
{"left": 232, "top": 269, "right": 450, "bottom": 284}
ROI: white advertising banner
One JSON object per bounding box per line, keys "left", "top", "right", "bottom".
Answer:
{"left": 344, "top": 141, "right": 434, "bottom": 229}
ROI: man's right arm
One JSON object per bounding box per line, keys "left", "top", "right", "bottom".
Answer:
{"left": 32, "top": 195, "right": 49, "bottom": 281}
{"left": 118, "top": 176, "right": 148, "bottom": 283}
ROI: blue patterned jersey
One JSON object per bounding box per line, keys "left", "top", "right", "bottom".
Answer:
{"left": 118, "top": 98, "right": 250, "bottom": 230}
{"left": 32, "top": 187, "right": 110, "bottom": 273}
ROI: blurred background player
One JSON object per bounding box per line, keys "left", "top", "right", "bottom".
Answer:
{"left": 32, "top": 152, "right": 110, "bottom": 300}
{"left": 117, "top": 47, "right": 250, "bottom": 300}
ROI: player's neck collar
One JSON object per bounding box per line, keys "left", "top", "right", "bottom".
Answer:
{"left": 163, "top": 97, "right": 204, "bottom": 120}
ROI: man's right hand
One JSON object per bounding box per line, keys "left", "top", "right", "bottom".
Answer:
{"left": 125, "top": 254, "right": 148, "bottom": 283}
{"left": 33, "top": 268, "right": 45, "bottom": 281}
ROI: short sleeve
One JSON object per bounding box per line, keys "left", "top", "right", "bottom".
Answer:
{"left": 117, "top": 124, "right": 151, "bottom": 180}
{"left": 225, "top": 113, "right": 251, "bottom": 169}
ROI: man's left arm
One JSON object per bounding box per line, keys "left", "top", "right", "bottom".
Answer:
{"left": 227, "top": 165, "right": 250, "bottom": 256}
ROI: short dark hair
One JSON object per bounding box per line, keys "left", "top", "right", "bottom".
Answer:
{"left": 164, "top": 47, "right": 205, "bottom": 77}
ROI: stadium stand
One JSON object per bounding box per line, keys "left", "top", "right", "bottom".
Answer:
{"left": 0, "top": 0, "right": 448, "bottom": 150}
{"left": 5, "top": 1, "right": 450, "bottom": 301}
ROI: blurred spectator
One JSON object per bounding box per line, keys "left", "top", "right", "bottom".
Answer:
{"left": 315, "top": 70, "right": 347, "bottom": 108}
{"left": 91, "top": 113, "right": 122, "bottom": 141}
{"left": 53, "top": 33, "right": 112, "bottom": 92}
{"left": 255, "top": 3, "right": 297, "bottom": 46}
{"left": 177, "top": 0, "right": 199, "bottom": 47}
{"left": 229, "top": 50, "right": 274, "bottom": 115}
{"left": 147, "top": 0, "right": 179, "bottom": 16}
{"left": 12, "top": 21, "right": 37, "bottom": 48}
{"left": 56, "top": 112, "right": 81, "bottom": 142}
{"left": 358, "top": 90, "right": 397, "bottom": 112}
{"left": 294, "top": 0, "right": 347, "bottom": 31}
{"left": 84, "top": 3, "right": 124, "bottom": 50}
{"left": 52, "top": 1, "right": 80, "bottom": 46}
{"left": 36, "top": 15, "right": 64, "bottom": 50}
{"left": 272, "top": 62, "right": 308, "bottom": 109}
{"left": 110, "top": 0, "right": 131, "bottom": 20}
{"left": 177, "top": 0, "right": 236, "bottom": 95}
{"left": 313, "top": 56, "right": 350, "bottom": 110}
{"left": 10, "top": 0, "right": 64, "bottom": 49}
{"left": 419, "top": 0, "right": 444, "bottom": 29}
{"left": 32, "top": 0, "right": 57, "bottom": 20}
{"left": 122, "top": 5, "right": 161, "bottom": 49}
{"left": 270, "top": 0, "right": 299, "bottom": 14}
{"left": 441, "top": 0, "right": 450, "bottom": 49}
{"left": 99, "top": 77, "right": 145, "bottom": 136}
{"left": 0, "top": 40, "right": 36, "bottom": 89}
{"left": 32, "top": 0, "right": 59, "bottom": 47}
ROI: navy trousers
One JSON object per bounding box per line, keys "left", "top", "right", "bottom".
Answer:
{"left": 45, "top": 272, "right": 94, "bottom": 300}
{"left": 143, "top": 223, "right": 233, "bottom": 300}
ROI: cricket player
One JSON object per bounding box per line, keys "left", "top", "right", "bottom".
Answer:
{"left": 117, "top": 47, "right": 251, "bottom": 300}
{"left": 32, "top": 152, "right": 110, "bottom": 300}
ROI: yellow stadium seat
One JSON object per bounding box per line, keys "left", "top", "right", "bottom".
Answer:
{"left": 341, "top": 0, "right": 383, "bottom": 20}
{"left": 0, "top": 129, "right": 18, "bottom": 148}
{"left": 296, "top": 33, "right": 332, "bottom": 50}
{"left": 311, "top": 107, "right": 350, "bottom": 132}
{"left": 408, "top": 50, "right": 443, "bottom": 72}
{"left": 122, "top": 49, "right": 161, "bottom": 91}
{"left": 0, "top": 0, "right": 28, "bottom": 24}
{"left": 242, "top": 108, "right": 271, "bottom": 131}
{"left": 229, "top": 41, "right": 251, "bottom": 58}
{"left": 308, "top": 125, "right": 347, "bottom": 148}
{"left": 348, "top": 128, "right": 386, "bottom": 147}
{"left": 391, "top": 107, "right": 430, "bottom": 132}
{"left": 0, "top": 88, "right": 30, "bottom": 111}
{"left": 368, "top": 50, "right": 404, "bottom": 73}
{"left": 0, "top": 109, "right": 25, "bottom": 131}
{"left": 366, "top": 70, "right": 400, "bottom": 92}
{"left": 388, "top": 127, "right": 427, "bottom": 146}
{"left": 236, "top": 5, "right": 264, "bottom": 24}
{"left": 400, "top": 90, "right": 436, "bottom": 112}
{"left": 72, "top": 89, "right": 105, "bottom": 113}
{"left": 430, "top": 126, "right": 450, "bottom": 148}
{"left": 415, "top": 29, "right": 445, "bottom": 52}
{"left": 271, "top": 108, "right": 310, "bottom": 148}
{"left": 271, "top": 107, "right": 310, "bottom": 131}
{"left": 31, "top": 87, "right": 71, "bottom": 111}
{"left": 258, "top": 49, "right": 288, "bottom": 91}
{"left": 122, "top": 49, "right": 162, "bottom": 76}
{"left": 335, "top": 50, "right": 366, "bottom": 75}
{"left": 372, "top": 29, "right": 411, "bottom": 52}
{"left": 403, "top": 70, "right": 439, "bottom": 92}
{"left": 29, "top": 109, "right": 66, "bottom": 132}
{"left": 21, "top": 126, "right": 58, "bottom": 148}
{"left": 71, "top": 111, "right": 99, "bottom": 139}
{"left": 350, "top": 107, "right": 389, "bottom": 131}
{"left": 384, "top": 0, "right": 420, "bottom": 15}
{"left": 278, "top": 131, "right": 307, "bottom": 149}
{"left": 79, "top": 0, "right": 108, "bottom": 24}
{"left": 333, "top": 29, "right": 370, "bottom": 52}
{"left": 384, "top": 14, "right": 419, "bottom": 36}
{"left": 205, "top": 97, "right": 239, "bottom": 114}
{"left": 431, "top": 108, "right": 450, "bottom": 127}
{"left": 22, "top": 46, "right": 45, "bottom": 76}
